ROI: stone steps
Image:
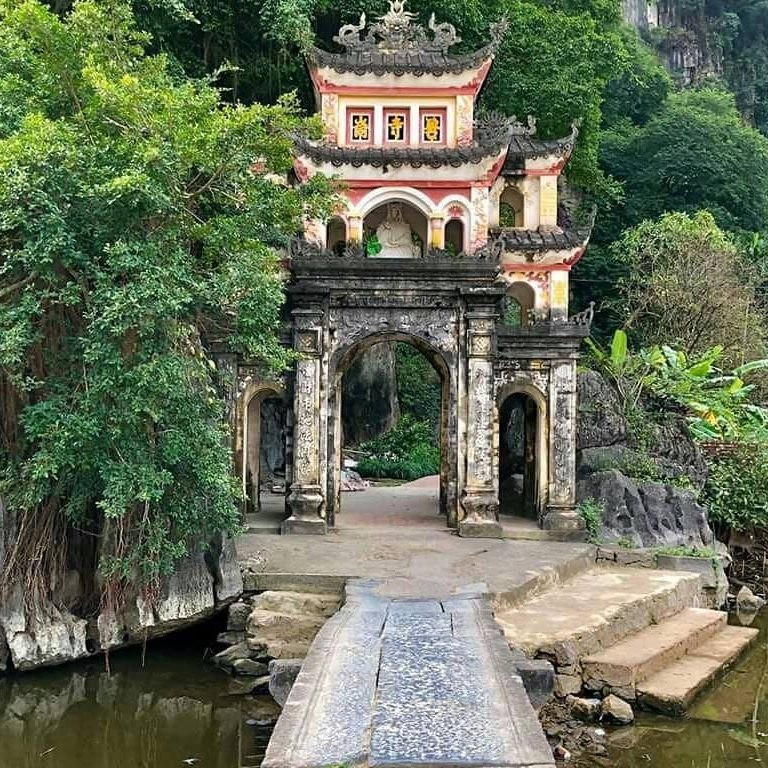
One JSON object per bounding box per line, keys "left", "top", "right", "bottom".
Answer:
{"left": 581, "top": 608, "right": 727, "bottom": 696}
{"left": 636, "top": 625, "right": 759, "bottom": 716}
{"left": 495, "top": 567, "right": 703, "bottom": 667}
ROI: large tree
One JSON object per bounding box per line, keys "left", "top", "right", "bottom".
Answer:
{"left": 612, "top": 211, "right": 767, "bottom": 364}
{"left": 0, "top": 0, "right": 333, "bottom": 608}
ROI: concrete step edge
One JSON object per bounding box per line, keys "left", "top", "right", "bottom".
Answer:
{"left": 637, "top": 625, "right": 759, "bottom": 716}
{"left": 582, "top": 608, "right": 727, "bottom": 690}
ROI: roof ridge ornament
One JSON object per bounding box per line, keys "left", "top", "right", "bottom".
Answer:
{"left": 333, "top": 0, "right": 461, "bottom": 55}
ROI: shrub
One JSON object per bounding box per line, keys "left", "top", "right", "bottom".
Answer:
{"left": 577, "top": 498, "right": 604, "bottom": 544}
{"left": 356, "top": 415, "right": 440, "bottom": 481}
{"left": 702, "top": 445, "right": 768, "bottom": 533}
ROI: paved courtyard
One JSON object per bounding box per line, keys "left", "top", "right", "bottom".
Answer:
{"left": 237, "top": 478, "right": 593, "bottom": 601}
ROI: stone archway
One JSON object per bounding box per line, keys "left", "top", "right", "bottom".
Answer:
{"left": 327, "top": 331, "right": 454, "bottom": 528}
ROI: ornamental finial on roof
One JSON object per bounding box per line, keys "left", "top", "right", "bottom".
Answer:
{"left": 333, "top": 0, "right": 461, "bottom": 55}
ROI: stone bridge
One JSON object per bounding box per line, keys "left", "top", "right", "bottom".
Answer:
{"left": 262, "top": 581, "right": 554, "bottom": 768}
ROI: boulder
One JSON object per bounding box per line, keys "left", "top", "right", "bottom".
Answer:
{"left": 554, "top": 673, "right": 582, "bottom": 698}
{"left": 227, "top": 601, "right": 251, "bottom": 632}
{"left": 577, "top": 370, "right": 628, "bottom": 450}
{"left": 577, "top": 470, "right": 714, "bottom": 549}
{"left": 232, "top": 658, "right": 269, "bottom": 677}
{"left": 0, "top": 587, "right": 90, "bottom": 672}
{"left": 340, "top": 469, "right": 369, "bottom": 492}
{"left": 737, "top": 586, "right": 766, "bottom": 613}
{"left": 601, "top": 694, "right": 634, "bottom": 725}
{"left": 567, "top": 696, "right": 601, "bottom": 721}
{"left": 268, "top": 658, "right": 303, "bottom": 707}
{"left": 212, "top": 642, "right": 256, "bottom": 673}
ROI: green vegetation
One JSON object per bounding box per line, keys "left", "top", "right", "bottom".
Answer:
{"left": 703, "top": 446, "right": 768, "bottom": 534}
{"left": 586, "top": 330, "right": 768, "bottom": 443}
{"left": 356, "top": 415, "right": 440, "bottom": 480}
{"left": 394, "top": 344, "right": 441, "bottom": 433}
{"left": 577, "top": 498, "right": 604, "bottom": 544}
{"left": 653, "top": 545, "right": 718, "bottom": 559}
{"left": 0, "top": 0, "right": 334, "bottom": 606}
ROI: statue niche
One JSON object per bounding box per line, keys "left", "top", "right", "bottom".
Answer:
{"left": 366, "top": 202, "right": 424, "bottom": 258}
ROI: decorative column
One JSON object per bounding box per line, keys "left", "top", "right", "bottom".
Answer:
{"left": 543, "top": 360, "right": 584, "bottom": 531}
{"left": 459, "top": 312, "right": 502, "bottom": 538}
{"left": 429, "top": 213, "right": 445, "bottom": 250}
{"left": 283, "top": 309, "right": 327, "bottom": 535}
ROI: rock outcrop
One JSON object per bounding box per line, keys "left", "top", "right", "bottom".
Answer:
{"left": 0, "top": 497, "right": 243, "bottom": 673}
{"left": 576, "top": 370, "right": 713, "bottom": 548}
{"left": 341, "top": 343, "right": 399, "bottom": 445}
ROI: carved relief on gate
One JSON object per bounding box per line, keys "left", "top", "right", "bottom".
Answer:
{"left": 328, "top": 305, "right": 459, "bottom": 361}
{"left": 550, "top": 361, "right": 577, "bottom": 504}
{"left": 494, "top": 361, "right": 550, "bottom": 400}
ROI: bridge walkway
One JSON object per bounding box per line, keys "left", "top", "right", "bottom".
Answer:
{"left": 262, "top": 581, "right": 554, "bottom": 768}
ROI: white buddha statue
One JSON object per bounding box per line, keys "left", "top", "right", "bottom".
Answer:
{"left": 375, "top": 203, "right": 418, "bottom": 258}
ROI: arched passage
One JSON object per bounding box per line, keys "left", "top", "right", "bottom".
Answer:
{"left": 445, "top": 219, "right": 464, "bottom": 255}
{"left": 497, "top": 385, "right": 548, "bottom": 521}
{"left": 242, "top": 384, "right": 287, "bottom": 515}
{"left": 327, "top": 332, "right": 454, "bottom": 528}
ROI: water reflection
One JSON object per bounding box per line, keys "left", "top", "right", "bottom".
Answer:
{"left": 577, "top": 610, "right": 768, "bottom": 767}
{"left": 0, "top": 631, "right": 276, "bottom": 768}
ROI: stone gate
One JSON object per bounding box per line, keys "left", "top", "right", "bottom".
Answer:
{"left": 226, "top": 0, "right": 595, "bottom": 538}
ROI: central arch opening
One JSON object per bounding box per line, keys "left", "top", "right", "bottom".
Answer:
{"left": 363, "top": 201, "right": 428, "bottom": 258}
{"left": 327, "top": 334, "right": 452, "bottom": 528}
{"left": 498, "top": 391, "right": 542, "bottom": 520}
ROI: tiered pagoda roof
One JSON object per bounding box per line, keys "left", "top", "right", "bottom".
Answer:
{"left": 308, "top": 1, "right": 507, "bottom": 77}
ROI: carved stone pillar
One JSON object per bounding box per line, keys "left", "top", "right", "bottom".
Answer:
{"left": 543, "top": 360, "right": 584, "bottom": 532}
{"left": 459, "top": 313, "right": 502, "bottom": 538}
{"left": 283, "top": 310, "right": 326, "bottom": 535}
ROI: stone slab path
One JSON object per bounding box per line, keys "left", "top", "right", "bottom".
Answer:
{"left": 262, "top": 582, "right": 554, "bottom": 768}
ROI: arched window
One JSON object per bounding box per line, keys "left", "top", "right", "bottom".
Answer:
{"left": 499, "top": 186, "right": 524, "bottom": 228}
{"left": 327, "top": 216, "right": 347, "bottom": 256}
{"left": 507, "top": 282, "right": 536, "bottom": 326}
{"left": 444, "top": 219, "right": 464, "bottom": 256}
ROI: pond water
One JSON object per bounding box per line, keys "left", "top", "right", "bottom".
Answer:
{"left": 3, "top": 611, "right": 768, "bottom": 768}
{"left": 0, "top": 622, "right": 276, "bottom": 768}
{"left": 576, "top": 610, "right": 768, "bottom": 768}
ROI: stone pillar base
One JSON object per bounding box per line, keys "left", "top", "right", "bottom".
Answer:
{"left": 459, "top": 492, "right": 503, "bottom": 539}
{"left": 281, "top": 516, "right": 327, "bottom": 535}
{"left": 542, "top": 508, "right": 585, "bottom": 532}
{"left": 458, "top": 518, "right": 503, "bottom": 539}
{"left": 284, "top": 487, "right": 326, "bottom": 536}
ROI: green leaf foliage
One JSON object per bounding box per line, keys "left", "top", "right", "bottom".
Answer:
{"left": 702, "top": 446, "right": 768, "bottom": 533}
{"left": 0, "top": 0, "right": 334, "bottom": 599}
{"left": 356, "top": 415, "right": 440, "bottom": 480}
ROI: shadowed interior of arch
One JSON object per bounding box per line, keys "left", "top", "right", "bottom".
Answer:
{"left": 329, "top": 335, "right": 450, "bottom": 528}
{"left": 244, "top": 388, "right": 287, "bottom": 515}
{"left": 498, "top": 391, "right": 539, "bottom": 520}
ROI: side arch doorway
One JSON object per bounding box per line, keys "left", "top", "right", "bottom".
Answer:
{"left": 497, "top": 387, "right": 547, "bottom": 520}
{"left": 242, "top": 385, "right": 288, "bottom": 515}
{"left": 326, "top": 332, "right": 456, "bottom": 528}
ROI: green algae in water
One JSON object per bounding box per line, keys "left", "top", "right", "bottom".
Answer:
{"left": 0, "top": 633, "right": 277, "bottom": 768}
{"left": 577, "top": 611, "right": 768, "bottom": 767}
